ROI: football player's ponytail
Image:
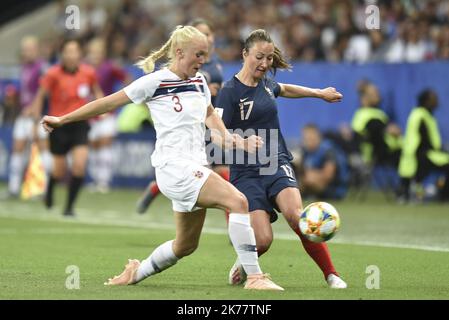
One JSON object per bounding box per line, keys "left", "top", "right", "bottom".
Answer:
{"left": 273, "top": 45, "right": 291, "bottom": 71}
{"left": 136, "top": 25, "right": 206, "bottom": 74}
{"left": 136, "top": 39, "right": 172, "bottom": 74}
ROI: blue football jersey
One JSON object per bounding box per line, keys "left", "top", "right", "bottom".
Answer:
{"left": 215, "top": 75, "right": 293, "bottom": 170}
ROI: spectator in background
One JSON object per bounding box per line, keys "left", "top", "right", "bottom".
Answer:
{"left": 1, "top": 36, "right": 51, "bottom": 199}
{"left": 190, "top": 18, "right": 224, "bottom": 104}
{"left": 35, "top": 0, "right": 449, "bottom": 64}
{"left": 0, "top": 85, "right": 20, "bottom": 127}
{"left": 351, "top": 81, "right": 402, "bottom": 169}
{"left": 294, "top": 124, "right": 349, "bottom": 200}
{"left": 398, "top": 89, "right": 449, "bottom": 202}
{"left": 436, "top": 24, "right": 449, "bottom": 59}
{"left": 85, "top": 37, "right": 130, "bottom": 193}
{"left": 116, "top": 102, "right": 153, "bottom": 133}
{"left": 344, "top": 32, "right": 371, "bottom": 63}
{"left": 351, "top": 80, "right": 404, "bottom": 198}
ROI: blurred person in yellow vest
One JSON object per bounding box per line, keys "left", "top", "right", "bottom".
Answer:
{"left": 117, "top": 103, "right": 152, "bottom": 133}
{"left": 351, "top": 81, "right": 402, "bottom": 169}
{"left": 398, "top": 89, "right": 449, "bottom": 202}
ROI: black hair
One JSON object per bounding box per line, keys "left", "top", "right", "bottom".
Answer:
{"left": 417, "top": 89, "right": 435, "bottom": 106}
{"left": 303, "top": 123, "right": 320, "bottom": 132}
{"left": 60, "top": 38, "right": 82, "bottom": 52}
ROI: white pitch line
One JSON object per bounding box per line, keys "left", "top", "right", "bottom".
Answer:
{"left": 1, "top": 209, "right": 449, "bottom": 253}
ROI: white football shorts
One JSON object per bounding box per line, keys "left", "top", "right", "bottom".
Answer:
{"left": 88, "top": 114, "right": 117, "bottom": 141}
{"left": 13, "top": 115, "right": 48, "bottom": 140}
{"left": 156, "top": 159, "right": 212, "bottom": 212}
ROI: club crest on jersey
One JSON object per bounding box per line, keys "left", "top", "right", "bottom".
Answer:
{"left": 193, "top": 170, "right": 204, "bottom": 179}
{"left": 264, "top": 86, "right": 273, "bottom": 97}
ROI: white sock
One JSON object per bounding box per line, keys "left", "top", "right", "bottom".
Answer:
{"left": 135, "top": 240, "right": 179, "bottom": 282}
{"left": 8, "top": 153, "right": 26, "bottom": 195}
{"left": 40, "top": 150, "right": 53, "bottom": 175}
{"left": 228, "top": 213, "right": 262, "bottom": 275}
{"left": 88, "top": 149, "right": 98, "bottom": 184}
{"left": 97, "top": 146, "right": 114, "bottom": 187}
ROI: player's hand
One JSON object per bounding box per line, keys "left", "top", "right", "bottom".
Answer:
{"left": 386, "top": 123, "right": 401, "bottom": 137}
{"left": 319, "top": 87, "right": 343, "bottom": 103}
{"left": 245, "top": 135, "right": 264, "bottom": 153}
{"left": 41, "top": 115, "right": 63, "bottom": 133}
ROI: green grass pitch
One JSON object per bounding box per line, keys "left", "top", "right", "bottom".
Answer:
{"left": 1, "top": 183, "right": 449, "bottom": 300}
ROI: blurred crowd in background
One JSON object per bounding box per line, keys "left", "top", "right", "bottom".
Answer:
{"left": 40, "top": 0, "right": 449, "bottom": 64}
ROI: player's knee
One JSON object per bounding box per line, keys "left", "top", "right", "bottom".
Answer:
{"left": 72, "top": 163, "right": 87, "bottom": 176}
{"left": 99, "top": 136, "right": 114, "bottom": 146}
{"left": 52, "top": 167, "right": 66, "bottom": 180}
{"left": 230, "top": 192, "right": 248, "bottom": 213}
{"left": 256, "top": 235, "right": 272, "bottom": 255}
{"left": 13, "top": 141, "right": 27, "bottom": 153}
{"left": 72, "top": 168, "right": 86, "bottom": 177}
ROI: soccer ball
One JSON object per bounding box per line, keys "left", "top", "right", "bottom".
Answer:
{"left": 299, "top": 202, "right": 341, "bottom": 243}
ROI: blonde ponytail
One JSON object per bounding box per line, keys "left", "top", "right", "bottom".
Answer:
{"left": 136, "top": 39, "right": 172, "bottom": 74}
{"left": 136, "top": 25, "right": 206, "bottom": 74}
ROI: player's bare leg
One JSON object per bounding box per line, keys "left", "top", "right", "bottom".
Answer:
{"left": 63, "top": 145, "right": 88, "bottom": 217}
{"left": 196, "top": 172, "right": 283, "bottom": 291}
{"left": 105, "top": 209, "right": 206, "bottom": 286}
{"left": 3, "top": 139, "right": 28, "bottom": 199}
{"left": 95, "top": 135, "right": 115, "bottom": 193}
{"left": 212, "top": 165, "right": 231, "bottom": 223}
{"left": 45, "top": 155, "right": 67, "bottom": 209}
{"left": 107, "top": 171, "right": 283, "bottom": 290}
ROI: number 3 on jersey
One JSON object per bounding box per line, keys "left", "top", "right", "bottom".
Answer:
{"left": 172, "top": 95, "right": 183, "bottom": 112}
{"left": 239, "top": 100, "right": 254, "bottom": 120}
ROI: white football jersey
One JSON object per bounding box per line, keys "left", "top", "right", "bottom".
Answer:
{"left": 124, "top": 69, "right": 211, "bottom": 167}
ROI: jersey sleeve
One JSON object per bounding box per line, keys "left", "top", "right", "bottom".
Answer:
{"left": 266, "top": 78, "right": 281, "bottom": 97}
{"left": 123, "top": 74, "right": 159, "bottom": 104}
{"left": 199, "top": 73, "right": 211, "bottom": 106}
{"left": 215, "top": 87, "right": 235, "bottom": 127}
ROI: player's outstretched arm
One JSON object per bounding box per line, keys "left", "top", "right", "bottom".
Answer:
{"left": 41, "top": 90, "right": 131, "bottom": 132}
{"left": 279, "top": 83, "right": 343, "bottom": 102}
{"left": 205, "top": 105, "right": 263, "bottom": 153}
